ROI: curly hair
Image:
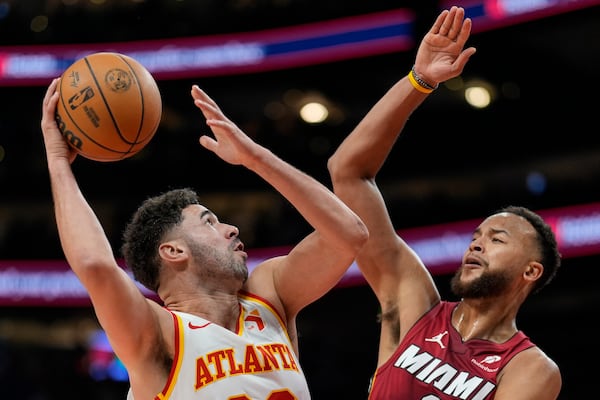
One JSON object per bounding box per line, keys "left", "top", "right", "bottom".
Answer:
{"left": 498, "top": 205, "right": 561, "bottom": 294}
{"left": 121, "top": 188, "right": 201, "bottom": 292}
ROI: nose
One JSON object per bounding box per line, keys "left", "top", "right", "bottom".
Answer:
{"left": 227, "top": 225, "right": 239, "bottom": 238}
{"left": 469, "top": 238, "right": 483, "bottom": 252}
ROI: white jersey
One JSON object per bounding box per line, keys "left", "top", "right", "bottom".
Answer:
{"left": 127, "top": 291, "right": 311, "bottom": 400}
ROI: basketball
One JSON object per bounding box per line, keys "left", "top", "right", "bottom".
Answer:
{"left": 55, "top": 52, "right": 162, "bottom": 162}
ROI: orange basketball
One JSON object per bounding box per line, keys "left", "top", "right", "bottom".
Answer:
{"left": 55, "top": 52, "right": 162, "bottom": 162}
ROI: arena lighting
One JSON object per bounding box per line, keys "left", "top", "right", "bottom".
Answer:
{"left": 270, "top": 89, "right": 341, "bottom": 125}
{"left": 293, "top": 91, "right": 333, "bottom": 124}
{"left": 1, "top": 202, "right": 600, "bottom": 306}
{"left": 299, "top": 102, "right": 329, "bottom": 124}
{"left": 464, "top": 79, "right": 495, "bottom": 109}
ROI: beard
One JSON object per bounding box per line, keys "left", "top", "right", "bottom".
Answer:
{"left": 187, "top": 239, "right": 248, "bottom": 283}
{"left": 450, "top": 266, "right": 511, "bottom": 298}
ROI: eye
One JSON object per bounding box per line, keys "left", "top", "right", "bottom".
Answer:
{"left": 203, "top": 215, "right": 217, "bottom": 226}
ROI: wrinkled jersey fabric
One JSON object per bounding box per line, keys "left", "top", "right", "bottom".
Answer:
{"left": 127, "top": 291, "right": 311, "bottom": 400}
{"left": 368, "top": 301, "right": 535, "bottom": 400}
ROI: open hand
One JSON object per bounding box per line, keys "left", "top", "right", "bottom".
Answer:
{"left": 414, "top": 6, "right": 477, "bottom": 85}
{"left": 191, "top": 85, "right": 260, "bottom": 167}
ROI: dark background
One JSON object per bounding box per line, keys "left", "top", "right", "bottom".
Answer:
{"left": 1, "top": 1, "right": 599, "bottom": 398}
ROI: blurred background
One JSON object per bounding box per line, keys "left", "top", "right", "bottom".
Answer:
{"left": 0, "top": 0, "right": 599, "bottom": 398}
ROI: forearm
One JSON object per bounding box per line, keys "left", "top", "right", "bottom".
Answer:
{"left": 246, "top": 145, "right": 368, "bottom": 253}
{"left": 48, "top": 159, "right": 115, "bottom": 278}
{"left": 330, "top": 76, "right": 428, "bottom": 179}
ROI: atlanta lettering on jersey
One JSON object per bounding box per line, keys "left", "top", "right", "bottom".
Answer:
{"left": 196, "top": 342, "right": 299, "bottom": 389}
{"left": 394, "top": 344, "right": 496, "bottom": 400}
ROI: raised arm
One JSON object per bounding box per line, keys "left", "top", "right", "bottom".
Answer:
{"left": 327, "top": 6, "right": 476, "bottom": 361}
{"left": 191, "top": 85, "right": 368, "bottom": 320}
{"left": 41, "top": 78, "right": 170, "bottom": 383}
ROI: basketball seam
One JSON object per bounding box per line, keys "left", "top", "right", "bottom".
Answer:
{"left": 84, "top": 55, "right": 137, "bottom": 156}
{"left": 116, "top": 54, "right": 148, "bottom": 146}
{"left": 58, "top": 71, "right": 131, "bottom": 160}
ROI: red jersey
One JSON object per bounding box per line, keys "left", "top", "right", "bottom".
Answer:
{"left": 368, "top": 301, "right": 535, "bottom": 400}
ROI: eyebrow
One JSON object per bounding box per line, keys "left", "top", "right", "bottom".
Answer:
{"left": 199, "top": 209, "right": 219, "bottom": 222}
{"left": 474, "top": 227, "right": 509, "bottom": 236}
{"left": 200, "top": 209, "right": 215, "bottom": 219}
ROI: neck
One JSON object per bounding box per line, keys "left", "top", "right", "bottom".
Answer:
{"left": 455, "top": 310, "right": 479, "bottom": 341}
{"left": 453, "top": 300, "right": 519, "bottom": 342}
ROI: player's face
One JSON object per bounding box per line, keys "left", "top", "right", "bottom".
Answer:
{"left": 451, "top": 212, "right": 539, "bottom": 299}
{"left": 180, "top": 205, "right": 248, "bottom": 282}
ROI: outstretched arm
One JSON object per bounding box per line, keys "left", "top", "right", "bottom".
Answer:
{"left": 191, "top": 86, "right": 369, "bottom": 322}
{"left": 41, "top": 78, "right": 172, "bottom": 393}
{"left": 328, "top": 6, "right": 476, "bottom": 363}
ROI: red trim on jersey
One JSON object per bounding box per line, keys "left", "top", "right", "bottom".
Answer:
{"left": 239, "top": 289, "right": 286, "bottom": 328}
{"left": 156, "top": 311, "right": 184, "bottom": 400}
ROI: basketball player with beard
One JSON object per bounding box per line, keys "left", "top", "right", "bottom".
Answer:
{"left": 328, "top": 6, "right": 562, "bottom": 399}
{"left": 40, "top": 80, "right": 368, "bottom": 399}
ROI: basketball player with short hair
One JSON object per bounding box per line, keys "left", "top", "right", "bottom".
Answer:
{"left": 40, "top": 80, "right": 368, "bottom": 399}
{"left": 328, "top": 6, "right": 562, "bottom": 399}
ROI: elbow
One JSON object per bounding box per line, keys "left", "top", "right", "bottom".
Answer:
{"left": 327, "top": 152, "right": 344, "bottom": 185}
{"left": 347, "top": 217, "right": 370, "bottom": 255}
{"left": 356, "top": 226, "right": 370, "bottom": 254}
{"left": 328, "top": 150, "right": 375, "bottom": 188}
{"left": 327, "top": 152, "right": 356, "bottom": 197}
{"left": 326, "top": 212, "right": 369, "bottom": 256}
{"left": 68, "top": 253, "right": 117, "bottom": 281}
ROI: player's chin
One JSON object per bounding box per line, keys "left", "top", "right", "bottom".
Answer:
{"left": 462, "top": 262, "right": 483, "bottom": 270}
{"left": 459, "top": 264, "right": 483, "bottom": 278}
{"left": 236, "top": 250, "right": 248, "bottom": 261}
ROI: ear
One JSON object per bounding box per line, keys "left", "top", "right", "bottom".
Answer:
{"left": 158, "top": 240, "right": 188, "bottom": 267}
{"left": 524, "top": 261, "right": 543, "bottom": 282}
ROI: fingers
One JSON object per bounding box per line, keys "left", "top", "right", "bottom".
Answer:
{"left": 191, "top": 84, "right": 207, "bottom": 102}
{"left": 45, "top": 77, "right": 59, "bottom": 98}
{"left": 191, "top": 85, "right": 210, "bottom": 111}
{"left": 191, "top": 85, "right": 220, "bottom": 110}
{"left": 455, "top": 17, "right": 473, "bottom": 46}
{"left": 446, "top": 7, "right": 465, "bottom": 41}
{"left": 198, "top": 135, "right": 217, "bottom": 152}
{"left": 431, "top": 6, "right": 467, "bottom": 42}
{"left": 453, "top": 46, "right": 477, "bottom": 74}
{"left": 42, "top": 78, "right": 60, "bottom": 128}
{"left": 192, "top": 85, "right": 229, "bottom": 124}
{"left": 43, "top": 78, "right": 59, "bottom": 110}
{"left": 438, "top": 7, "right": 457, "bottom": 36}
{"left": 430, "top": 9, "right": 450, "bottom": 34}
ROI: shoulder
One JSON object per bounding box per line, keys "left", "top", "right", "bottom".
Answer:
{"left": 243, "top": 259, "right": 286, "bottom": 317}
{"left": 513, "top": 345, "right": 559, "bottom": 370}
{"left": 526, "top": 346, "right": 561, "bottom": 375}
{"left": 497, "top": 346, "right": 561, "bottom": 399}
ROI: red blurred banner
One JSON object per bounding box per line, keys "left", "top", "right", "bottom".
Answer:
{"left": 2, "top": 202, "right": 600, "bottom": 306}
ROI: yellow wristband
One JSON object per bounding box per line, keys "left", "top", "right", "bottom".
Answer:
{"left": 408, "top": 70, "right": 434, "bottom": 94}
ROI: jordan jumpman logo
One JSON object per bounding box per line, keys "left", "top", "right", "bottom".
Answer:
{"left": 425, "top": 331, "right": 448, "bottom": 349}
